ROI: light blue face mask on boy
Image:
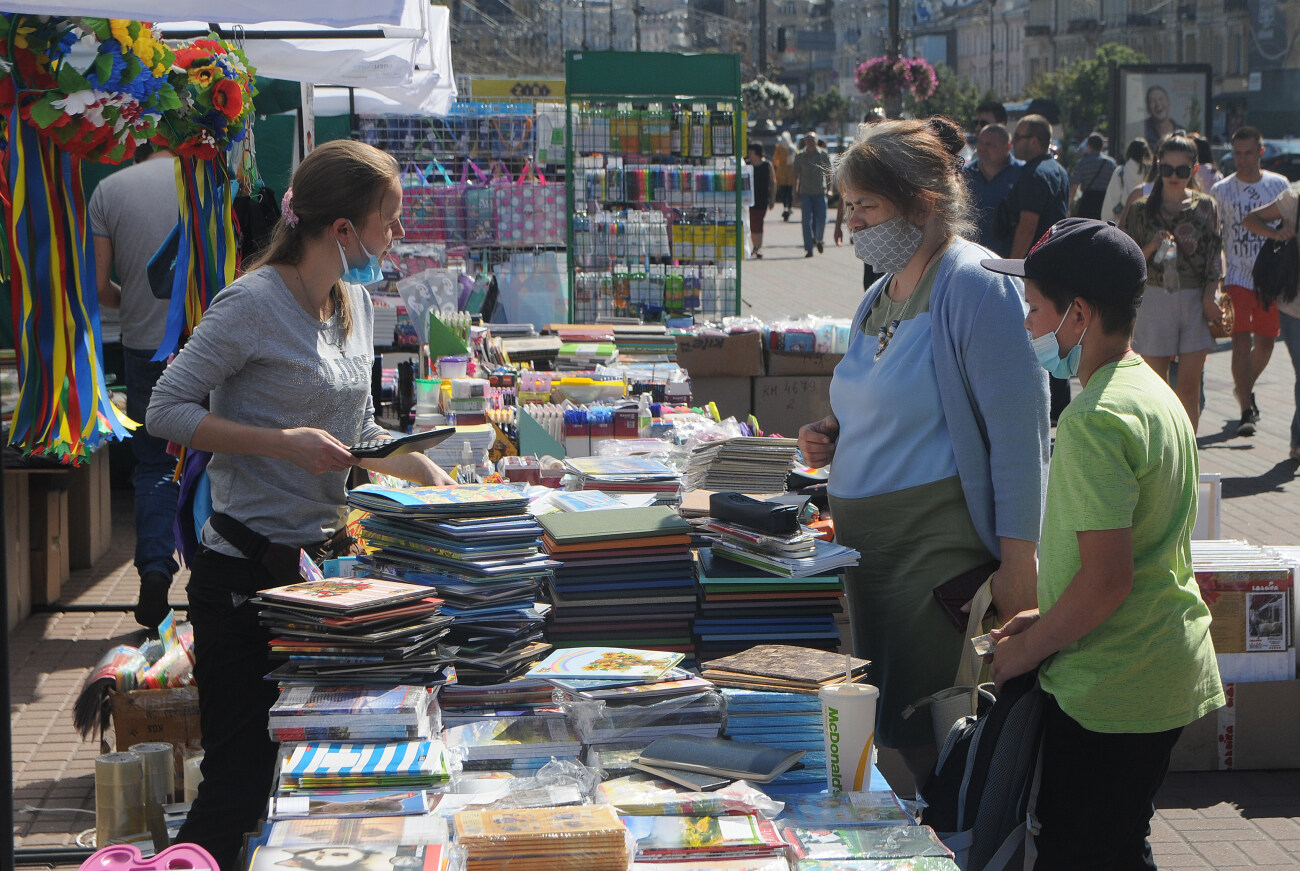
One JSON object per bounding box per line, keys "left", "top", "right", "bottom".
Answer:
{"left": 1031, "top": 306, "right": 1086, "bottom": 379}
{"left": 337, "top": 221, "right": 383, "bottom": 285}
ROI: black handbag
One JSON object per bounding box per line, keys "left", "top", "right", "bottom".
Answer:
{"left": 1252, "top": 202, "right": 1300, "bottom": 310}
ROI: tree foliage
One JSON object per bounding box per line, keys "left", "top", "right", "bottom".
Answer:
{"left": 742, "top": 76, "right": 794, "bottom": 121}
{"left": 1025, "top": 43, "right": 1147, "bottom": 144}
{"left": 796, "top": 85, "right": 853, "bottom": 131}
{"left": 905, "top": 62, "right": 981, "bottom": 127}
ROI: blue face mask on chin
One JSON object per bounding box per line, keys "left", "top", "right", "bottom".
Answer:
{"left": 1030, "top": 306, "right": 1086, "bottom": 379}
{"left": 337, "top": 221, "right": 384, "bottom": 285}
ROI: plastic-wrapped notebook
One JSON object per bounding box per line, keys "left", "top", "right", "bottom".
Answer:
{"left": 249, "top": 844, "right": 447, "bottom": 871}
{"left": 785, "top": 825, "right": 953, "bottom": 860}
{"left": 265, "top": 814, "right": 450, "bottom": 846}
{"left": 526, "top": 646, "right": 684, "bottom": 680}
{"left": 701, "top": 645, "right": 869, "bottom": 692}
{"left": 636, "top": 736, "right": 805, "bottom": 783}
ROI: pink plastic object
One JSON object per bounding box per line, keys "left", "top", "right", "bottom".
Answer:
{"left": 80, "top": 843, "right": 218, "bottom": 871}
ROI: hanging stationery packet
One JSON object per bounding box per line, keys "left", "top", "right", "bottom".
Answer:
{"left": 463, "top": 158, "right": 497, "bottom": 246}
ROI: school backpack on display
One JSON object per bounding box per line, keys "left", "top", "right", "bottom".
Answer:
{"left": 919, "top": 669, "right": 1047, "bottom": 871}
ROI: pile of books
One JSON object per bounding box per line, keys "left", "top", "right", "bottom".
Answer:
{"left": 721, "top": 688, "right": 828, "bottom": 794}
{"left": 454, "top": 804, "right": 631, "bottom": 871}
{"left": 255, "top": 577, "right": 456, "bottom": 685}
{"left": 704, "top": 518, "right": 860, "bottom": 579}
{"left": 539, "top": 508, "right": 698, "bottom": 657}
{"left": 267, "top": 684, "right": 439, "bottom": 743}
{"left": 701, "top": 645, "right": 869, "bottom": 694}
{"left": 613, "top": 324, "right": 677, "bottom": 365}
{"left": 443, "top": 716, "right": 582, "bottom": 775}
{"left": 779, "top": 792, "right": 915, "bottom": 828}
{"left": 563, "top": 456, "right": 684, "bottom": 506}
{"left": 784, "top": 824, "right": 953, "bottom": 863}
{"left": 349, "top": 484, "right": 556, "bottom": 683}
{"left": 694, "top": 547, "right": 845, "bottom": 660}
{"left": 437, "top": 676, "right": 563, "bottom": 727}
{"left": 622, "top": 813, "right": 788, "bottom": 862}
{"left": 279, "top": 740, "right": 453, "bottom": 791}
{"left": 684, "top": 436, "right": 800, "bottom": 493}
{"left": 557, "top": 341, "right": 619, "bottom": 369}
{"left": 528, "top": 646, "right": 725, "bottom": 746}
{"left": 1192, "top": 540, "right": 1296, "bottom": 683}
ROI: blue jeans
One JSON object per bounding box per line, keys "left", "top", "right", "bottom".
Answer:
{"left": 1280, "top": 312, "right": 1300, "bottom": 449}
{"left": 124, "top": 346, "right": 179, "bottom": 579}
{"left": 801, "top": 194, "right": 827, "bottom": 252}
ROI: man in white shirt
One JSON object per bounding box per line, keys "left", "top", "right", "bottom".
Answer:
{"left": 1211, "top": 126, "right": 1291, "bottom": 436}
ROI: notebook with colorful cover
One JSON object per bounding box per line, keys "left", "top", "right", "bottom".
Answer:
{"left": 265, "top": 814, "right": 450, "bottom": 846}
{"left": 267, "top": 789, "right": 435, "bottom": 820}
{"left": 249, "top": 845, "right": 448, "bottom": 871}
{"left": 525, "top": 646, "right": 684, "bottom": 680}
{"left": 256, "top": 578, "right": 438, "bottom": 614}
{"left": 785, "top": 825, "right": 953, "bottom": 861}
{"left": 701, "top": 645, "right": 869, "bottom": 689}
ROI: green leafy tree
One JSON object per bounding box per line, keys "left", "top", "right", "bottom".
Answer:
{"left": 905, "top": 63, "right": 981, "bottom": 127}
{"left": 1026, "top": 43, "right": 1147, "bottom": 145}
{"left": 796, "top": 85, "right": 853, "bottom": 132}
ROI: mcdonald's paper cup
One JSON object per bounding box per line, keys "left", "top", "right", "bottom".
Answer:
{"left": 819, "top": 683, "right": 879, "bottom": 792}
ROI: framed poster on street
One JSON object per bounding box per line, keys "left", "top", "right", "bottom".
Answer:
{"left": 1112, "top": 65, "right": 1212, "bottom": 150}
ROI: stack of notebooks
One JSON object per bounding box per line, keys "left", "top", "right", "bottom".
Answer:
{"left": 684, "top": 436, "right": 799, "bottom": 493}
{"left": 695, "top": 547, "right": 845, "bottom": 660}
{"left": 701, "top": 645, "right": 869, "bottom": 694}
{"left": 454, "top": 805, "right": 631, "bottom": 871}
{"left": 278, "top": 740, "right": 453, "bottom": 791}
{"left": 704, "top": 519, "right": 861, "bottom": 579}
{"left": 267, "top": 684, "right": 439, "bottom": 742}
{"left": 779, "top": 792, "right": 914, "bottom": 828}
{"left": 1191, "top": 539, "right": 1296, "bottom": 683}
{"left": 250, "top": 843, "right": 449, "bottom": 871}
{"left": 783, "top": 825, "right": 953, "bottom": 863}
{"left": 349, "top": 484, "right": 556, "bottom": 683}
{"left": 443, "top": 716, "right": 582, "bottom": 774}
{"left": 528, "top": 646, "right": 725, "bottom": 745}
{"left": 255, "top": 577, "right": 456, "bottom": 685}
{"left": 438, "top": 676, "right": 564, "bottom": 727}
{"left": 621, "top": 813, "right": 788, "bottom": 862}
{"left": 721, "top": 688, "right": 828, "bottom": 794}
{"left": 557, "top": 341, "right": 619, "bottom": 369}
{"left": 563, "top": 456, "right": 684, "bottom": 506}
{"left": 539, "top": 508, "right": 699, "bottom": 657}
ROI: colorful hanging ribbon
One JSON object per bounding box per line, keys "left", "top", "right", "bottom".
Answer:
{"left": 154, "top": 154, "right": 236, "bottom": 361}
{"left": 4, "top": 101, "right": 132, "bottom": 463}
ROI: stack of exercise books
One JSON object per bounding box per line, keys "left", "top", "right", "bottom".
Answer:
{"left": 255, "top": 577, "right": 456, "bottom": 685}
{"left": 701, "top": 645, "right": 869, "bottom": 694}
{"left": 438, "top": 676, "right": 565, "bottom": 727}
{"left": 779, "top": 792, "right": 914, "bottom": 828}
{"left": 694, "top": 547, "right": 845, "bottom": 660}
{"left": 684, "top": 436, "right": 799, "bottom": 494}
{"left": 453, "top": 805, "right": 631, "bottom": 871}
{"left": 349, "top": 484, "right": 556, "bottom": 683}
{"left": 1191, "top": 539, "right": 1296, "bottom": 683}
{"left": 278, "top": 740, "right": 453, "bottom": 791}
{"left": 539, "top": 509, "right": 699, "bottom": 657}
{"left": 721, "top": 688, "right": 828, "bottom": 794}
{"left": 443, "top": 715, "right": 582, "bottom": 774}
{"left": 563, "top": 456, "right": 684, "bottom": 506}
{"left": 613, "top": 324, "right": 677, "bottom": 365}
{"left": 250, "top": 842, "right": 449, "bottom": 871}
{"left": 704, "top": 520, "right": 861, "bottom": 578}
{"left": 529, "top": 647, "right": 725, "bottom": 745}
{"left": 267, "top": 684, "right": 439, "bottom": 742}
{"left": 621, "top": 813, "right": 788, "bottom": 862}
{"left": 557, "top": 341, "right": 619, "bottom": 369}
{"left": 782, "top": 824, "right": 953, "bottom": 863}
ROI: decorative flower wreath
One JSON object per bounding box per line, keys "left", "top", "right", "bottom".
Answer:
{"left": 0, "top": 14, "right": 257, "bottom": 164}
{"left": 854, "top": 56, "right": 939, "bottom": 102}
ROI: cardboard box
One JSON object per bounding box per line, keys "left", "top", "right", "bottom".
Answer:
{"left": 764, "top": 348, "right": 844, "bottom": 376}
{"left": 751, "top": 375, "right": 833, "bottom": 439}
{"left": 675, "top": 331, "right": 764, "bottom": 377}
{"left": 110, "top": 687, "right": 202, "bottom": 798}
{"left": 1168, "top": 679, "right": 1300, "bottom": 771}
{"left": 688, "top": 376, "right": 754, "bottom": 422}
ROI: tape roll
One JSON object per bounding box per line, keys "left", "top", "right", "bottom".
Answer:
{"left": 95, "top": 752, "right": 147, "bottom": 847}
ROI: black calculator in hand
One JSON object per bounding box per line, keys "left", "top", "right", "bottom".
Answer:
{"left": 349, "top": 426, "right": 456, "bottom": 459}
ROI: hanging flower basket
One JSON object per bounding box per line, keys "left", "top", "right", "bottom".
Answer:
{"left": 855, "top": 56, "right": 938, "bottom": 102}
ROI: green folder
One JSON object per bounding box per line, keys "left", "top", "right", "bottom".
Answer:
{"left": 539, "top": 506, "right": 692, "bottom": 544}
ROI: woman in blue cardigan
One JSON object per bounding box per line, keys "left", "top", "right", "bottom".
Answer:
{"left": 798, "top": 119, "right": 1051, "bottom": 785}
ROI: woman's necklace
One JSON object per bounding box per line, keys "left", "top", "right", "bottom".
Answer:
{"left": 293, "top": 263, "right": 341, "bottom": 348}
{"left": 874, "top": 243, "right": 944, "bottom": 360}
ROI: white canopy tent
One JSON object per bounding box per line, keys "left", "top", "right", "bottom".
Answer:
{"left": 8, "top": 0, "right": 410, "bottom": 27}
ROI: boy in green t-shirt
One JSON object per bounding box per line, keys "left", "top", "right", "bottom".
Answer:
{"left": 981, "top": 218, "right": 1224, "bottom": 870}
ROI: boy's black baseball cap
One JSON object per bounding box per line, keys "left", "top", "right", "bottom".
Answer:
{"left": 980, "top": 218, "right": 1147, "bottom": 300}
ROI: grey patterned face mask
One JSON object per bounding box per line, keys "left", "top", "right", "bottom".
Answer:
{"left": 852, "top": 216, "right": 925, "bottom": 273}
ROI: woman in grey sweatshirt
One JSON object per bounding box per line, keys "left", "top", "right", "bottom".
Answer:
{"left": 147, "top": 140, "right": 451, "bottom": 870}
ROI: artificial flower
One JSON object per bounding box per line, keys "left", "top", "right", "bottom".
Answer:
{"left": 211, "top": 77, "right": 243, "bottom": 120}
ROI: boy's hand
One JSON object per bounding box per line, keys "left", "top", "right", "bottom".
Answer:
{"left": 989, "top": 609, "right": 1042, "bottom": 690}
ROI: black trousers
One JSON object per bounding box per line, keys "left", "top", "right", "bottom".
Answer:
{"left": 175, "top": 547, "right": 281, "bottom": 871}
{"left": 1035, "top": 693, "right": 1181, "bottom": 871}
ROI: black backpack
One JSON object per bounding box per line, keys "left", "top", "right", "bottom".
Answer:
{"left": 1252, "top": 202, "right": 1300, "bottom": 311}
{"left": 919, "top": 670, "right": 1047, "bottom": 871}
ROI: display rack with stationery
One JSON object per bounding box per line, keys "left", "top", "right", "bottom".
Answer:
{"left": 565, "top": 52, "right": 744, "bottom": 323}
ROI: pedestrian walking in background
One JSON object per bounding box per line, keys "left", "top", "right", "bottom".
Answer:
{"left": 774, "top": 131, "right": 796, "bottom": 221}
{"left": 746, "top": 142, "right": 777, "bottom": 258}
{"left": 792, "top": 131, "right": 832, "bottom": 257}
{"left": 1069, "top": 133, "right": 1116, "bottom": 220}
